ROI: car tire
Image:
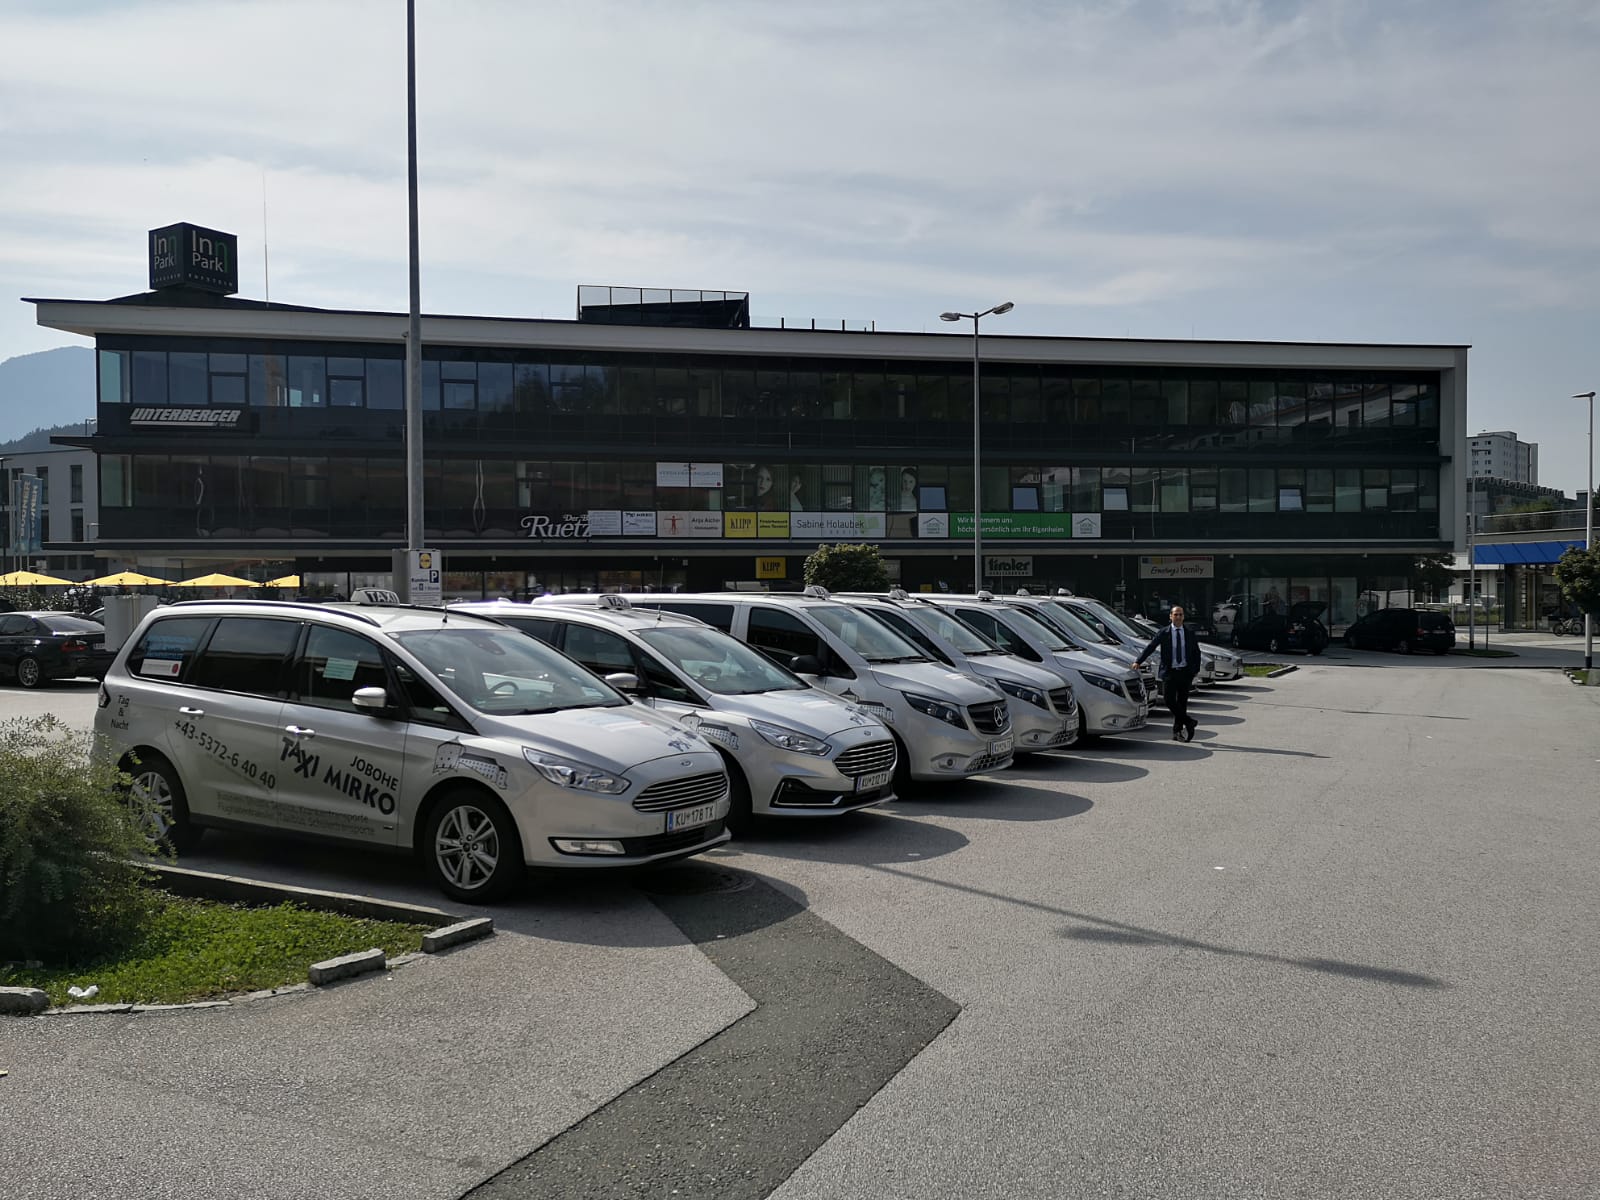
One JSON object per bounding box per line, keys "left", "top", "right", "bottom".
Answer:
{"left": 721, "top": 754, "right": 754, "bottom": 831}
{"left": 1267, "top": 636, "right": 1283, "bottom": 654}
{"left": 422, "top": 788, "right": 524, "bottom": 903}
{"left": 890, "top": 732, "right": 916, "bottom": 799}
{"left": 123, "top": 752, "right": 203, "bottom": 853}
{"left": 1396, "top": 638, "right": 1412, "bottom": 655}
{"left": 16, "top": 656, "right": 44, "bottom": 689}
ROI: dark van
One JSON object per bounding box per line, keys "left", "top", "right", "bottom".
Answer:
{"left": 1343, "top": 608, "right": 1455, "bottom": 655}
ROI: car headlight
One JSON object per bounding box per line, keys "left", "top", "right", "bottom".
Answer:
{"left": 1081, "top": 673, "right": 1122, "bottom": 694}
{"left": 749, "top": 719, "right": 831, "bottom": 756}
{"left": 902, "top": 691, "right": 967, "bottom": 728}
{"left": 996, "top": 680, "right": 1047, "bottom": 709}
{"left": 522, "top": 749, "right": 630, "bottom": 794}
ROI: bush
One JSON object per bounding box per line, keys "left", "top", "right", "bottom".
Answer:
{"left": 0, "top": 716, "right": 157, "bottom": 964}
{"left": 804, "top": 543, "right": 891, "bottom": 592}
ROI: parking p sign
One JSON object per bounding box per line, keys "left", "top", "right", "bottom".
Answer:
{"left": 408, "top": 549, "right": 442, "bottom": 605}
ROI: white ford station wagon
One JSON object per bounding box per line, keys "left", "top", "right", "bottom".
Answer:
{"left": 95, "top": 599, "right": 731, "bottom": 901}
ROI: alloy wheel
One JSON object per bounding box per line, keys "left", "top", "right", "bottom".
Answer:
{"left": 434, "top": 803, "right": 501, "bottom": 893}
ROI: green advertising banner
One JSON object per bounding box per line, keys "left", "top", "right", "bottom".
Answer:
{"left": 950, "top": 512, "right": 1075, "bottom": 539}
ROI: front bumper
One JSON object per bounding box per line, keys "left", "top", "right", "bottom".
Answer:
{"left": 903, "top": 711, "right": 1013, "bottom": 780}
{"left": 1012, "top": 702, "right": 1074, "bottom": 754}
{"left": 751, "top": 738, "right": 898, "bottom": 816}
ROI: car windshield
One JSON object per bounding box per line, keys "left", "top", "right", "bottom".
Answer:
{"left": 394, "top": 627, "right": 626, "bottom": 715}
{"left": 637, "top": 625, "right": 807, "bottom": 695}
{"left": 1040, "top": 601, "right": 1116, "bottom": 645}
{"left": 38, "top": 614, "right": 103, "bottom": 633}
{"left": 808, "top": 604, "right": 929, "bottom": 663}
{"left": 1002, "top": 606, "right": 1073, "bottom": 651}
{"left": 905, "top": 605, "right": 998, "bottom": 654}
{"left": 1074, "top": 601, "right": 1147, "bottom": 643}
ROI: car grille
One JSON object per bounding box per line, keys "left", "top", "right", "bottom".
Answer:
{"left": 1126, "top": 677, "right": 1147, "bottom": 704}
{"left": 1045, "top": 725, "right": 1077, "bottom": 747}
{"left": 614, "top": 821, "right": 727, "bottom": 856}
{"left": 1048, "top": 686, "right": 1076, "bottom": 717}
{"left": 968, "top": 701, "right": 1010, "bottom": 735}
{"left": 772, "top": 779, "right": 890, "bottom": 808}
{"left": 632, "top": 771, "right": 728, "bottom": 813}
{"left": 833, "top": 740, "right": 897, "bottom": 778}
{"left": 966, "top": 748, "right": 1013, "bottom": 771}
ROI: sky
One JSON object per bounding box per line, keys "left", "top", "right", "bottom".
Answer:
{"left": 2, "top": 0, "right": 1598, "bottom": 492}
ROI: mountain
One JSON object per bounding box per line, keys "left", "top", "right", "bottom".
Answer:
{"left": 0, "top": 346, "right": 96, "bottom": 444}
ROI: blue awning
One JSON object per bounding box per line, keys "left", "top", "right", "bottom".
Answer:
{"left": 1473, "top": 540, "right": 1586, "bottom": 565}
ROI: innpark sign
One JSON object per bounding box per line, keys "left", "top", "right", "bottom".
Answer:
{"left": 148, "top": 222, "right": 239, "bottom": 295}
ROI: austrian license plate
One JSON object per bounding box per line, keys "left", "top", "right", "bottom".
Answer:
{"left": 665, "top": 803, "right": 718, "bottom": 832}
{"left": 854, "top": 768, "right": 893, "bottom": 793}
{"left": 1137, "top": 704, "right": 1149, "bottom": 719}
{"left": 990, "top": 735, "right": 1013, "bottom": 757}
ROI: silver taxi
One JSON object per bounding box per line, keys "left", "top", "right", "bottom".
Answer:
{"left": 95, "top": 599, "right": 730, "bottom": 901}
{"left": 456, "top": 597, "right": 898, "bottom": 821}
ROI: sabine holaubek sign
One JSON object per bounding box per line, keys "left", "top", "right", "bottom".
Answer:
{"left": 149, "top": 222, "right": 239, "bottom": 294}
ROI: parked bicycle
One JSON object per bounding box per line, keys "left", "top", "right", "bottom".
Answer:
{"left": 1550, "top": 615, "right": 1584, "bottom": 635}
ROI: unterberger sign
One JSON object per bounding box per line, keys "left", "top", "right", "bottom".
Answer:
{"left": 129, "top": 407, "right": 242, "bottom": 427}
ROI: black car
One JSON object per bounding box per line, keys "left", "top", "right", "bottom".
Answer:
{"left": 0, "top": 611, "right": 116, "bottom": 688}
{"left": 1343, "top": 608, "right": 1455, "bottom": 655}
{"left": 1231, "top": 601, "right": 1329, "bottom": 655}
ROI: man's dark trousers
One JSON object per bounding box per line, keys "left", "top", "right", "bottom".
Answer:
{"left": 1164, "top": 667, "right": 1198, "bottom": 738}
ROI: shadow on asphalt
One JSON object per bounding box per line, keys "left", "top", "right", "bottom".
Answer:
{"left": 730, "top": 807, "right": 971, "bottom": 865}
{"left": 1001, "top": 757, "right": 1151, "bottom": 785}
{"left": 893, "top": 778, "right": 1094, "bottom": 823}
{"left": 851, "top": 863, "right": 1448, "bottom": 989}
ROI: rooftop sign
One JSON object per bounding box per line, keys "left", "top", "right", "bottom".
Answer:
{"left": 149, "top": 222, "right": 239, "bottom": 294}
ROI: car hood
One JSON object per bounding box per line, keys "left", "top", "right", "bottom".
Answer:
{"left": 1048, "top": 649, "right": 1138, "bottom": 681}
{"left": 965, "top": 655, "right": 1070, "bottom": 692}
{"left": 708, "top": 688, "right": 892, "bottom": 740}
{"left": 477, "top": 705, "right": 720, "bottom": 775}
{"left": 868, "top": 661, "right": 1003, "bottom": 705}
{"left": 1290, "top": 602, "right": 1328, "bottom": 620}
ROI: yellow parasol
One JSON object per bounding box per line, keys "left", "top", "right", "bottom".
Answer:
{"left": 0, "top": 569, "right": 73, "bottom": 587}
{"left": 171, "top": 572, "right": 261, "bottom": 589}
{"left": 262, "top": 575, "right": 301, "bottom": 588}
{"left": 83, "top": 570, "right": 175, "bottom": 587}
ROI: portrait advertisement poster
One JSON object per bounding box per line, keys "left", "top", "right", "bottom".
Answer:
{"left": 791, "top": 512, "right": 888, "bottom": 539}
{"left": 586, "top": 509, "right": 623, "bottom": 536}
{"left": 656, "top": 510, "right": 723, "bottom": 537}
{"left": 622, "top": 510, "right": 657, "bottom": 536}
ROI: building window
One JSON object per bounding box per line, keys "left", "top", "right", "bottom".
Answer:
{"left": 70, "top": 464, "right": 83, "bottom": 503}
{"left": 71, "top": 510, "right": 84, "bottom": 541}
{"left": 37, "top": 467, "right": 48, "bottom": 506}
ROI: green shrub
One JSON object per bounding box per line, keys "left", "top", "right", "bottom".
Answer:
{"left": 804, "top": 542, "right": 890, "bottom": 592}
{"left": 0, "top": 716, "right": 158, "bottom": 964}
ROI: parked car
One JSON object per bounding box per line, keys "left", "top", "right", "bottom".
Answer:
{"left": 1230, "top": 601, "right": 1330, "bottom": 655}
{"left": 456, "top": 596, "right": 898, "bottom": 821}
{"left": 1076, "top": 597, "right": 1242, "bottom": 684}
{"left": 1343, "top": 608, "right": 1455, "bottom": 655}
{"left": 835, "top": 591, "right": 1078, "bottom": 755}
{"left": 0, "top": 611, "right": 115, "bottom": 687}
{"left": 629, "top": 589, "right": 1015, "bottom": 789}
{"left": 96, "top": 598, "right": 731, "bottom": 901}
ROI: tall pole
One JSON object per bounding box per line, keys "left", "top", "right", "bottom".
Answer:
{"left": 1582, "top": 391, "right": 1596, "bottom": 673}
{"left": 402, "top": 0, "right": 424, "bottom": 596}
{"left": 971, "top": 314, "right": 982, "bottom": 592}
{"left": 1467, "top": 477, "right": 1476, "bottom": 651}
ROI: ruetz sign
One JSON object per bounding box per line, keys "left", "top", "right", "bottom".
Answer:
{"left": 129, "top": 407, "right": 243, "bottom": 427}
{"left": 521, "top": 512, "right": 591, "bottom": 539}
{"left": 148, "top": 222, "right": 239, "bottom": 294}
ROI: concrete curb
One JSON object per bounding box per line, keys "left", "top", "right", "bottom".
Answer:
{"left": 1266, "top": 665, "right": 1299, "bottom": 678}
{"left": 7, "top": 866, "right": 495, "bottom": 1017}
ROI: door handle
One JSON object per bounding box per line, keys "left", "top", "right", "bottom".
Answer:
{"left": 179, "top": 706, "right": 205, "bottom": 717}
{"left": 284, "top": 725, "right": 317, "bottom": 739}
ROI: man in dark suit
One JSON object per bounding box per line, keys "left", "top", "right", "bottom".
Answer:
{"left": 1136, "top": 604, "right": 1201, "bottom": 742}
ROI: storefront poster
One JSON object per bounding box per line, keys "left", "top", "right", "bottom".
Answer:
{"left": 1072, "top": 513, "right": 1102, "bottom": 538}
{"left": 585, "top": 510, "right": 622, "bottom": 536}
{"left": 622, "top": 510, "right": 657, "bottom": 536}
{"left": 690, "top": 463, "right": 723, "bottom": 487}
{"left": 950, "top": 512, "right": 1074, "bottom": 539}
{"left": 791, "top": 512, "right": 887, "bottom": 539}
{"left": 917, "top": 512, "right": 950, "bottom": 538}
{"left": 757, "top": 513, "right": 790, "bottom": 538}
{"left": 724, "top": 512, "right": 758, "bottom": 538}
{"left": 656, "top": 510, "right": 723, "bottom": 537}
{"left": 655, "top": 462, "right": 691, "bottom": 488}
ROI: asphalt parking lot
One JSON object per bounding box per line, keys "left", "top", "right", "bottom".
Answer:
{"left": 5, "top": 656, "right": 1600, "bottom": 1199}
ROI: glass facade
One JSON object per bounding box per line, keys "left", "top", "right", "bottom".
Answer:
{"left": 94, "top": 338, "right": 1445, "bottom": 546}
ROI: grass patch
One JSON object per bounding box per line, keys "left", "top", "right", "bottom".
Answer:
{"left": 1570, "top": 669, "right": 1591, "bottom": 685}
{"left": 1449, "top": 648, "right": 1518, "bottom": 658}
{"left": 1243, "top": 663, "right": 1285, "bottom": 677}
{"left": 0, "top": 892, "right": 428, "bottom": 1007}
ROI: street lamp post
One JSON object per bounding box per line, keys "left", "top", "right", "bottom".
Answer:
{"left": 1577, "top": 391, "right": 1596, "bottom": 672}
{"left": 940, "top": 302, "right": 1014, "bottom": 590}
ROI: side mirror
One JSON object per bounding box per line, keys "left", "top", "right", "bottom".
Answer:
{"left": 790, "top": 654, "right": 825, "bottom": 676}
{"left": 352, "top": 686, "right": 391, "bottom": 711}
{"left": 604, "top": 671, "right": 643, "bottom": 694}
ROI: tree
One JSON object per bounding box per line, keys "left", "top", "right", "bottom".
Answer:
{"left": 1410, "top": 553, "right": 1454, "bottom": 603}
{"left": 1553, "top": 546, "right": 1600, "bottom": 617}
{"left": 803, "top": 543, "right": 890, "bottom": 592}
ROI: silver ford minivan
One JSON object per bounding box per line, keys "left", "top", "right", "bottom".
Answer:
{"left": 455, "top": 596, "right": 898, "bottom": 820}
{"left": 95, "top": 599, "right": 731, "bottom": 901}
{"left": 629, "top": 589, "right": 1014, "bottom": 788}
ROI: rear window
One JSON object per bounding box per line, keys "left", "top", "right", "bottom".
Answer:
{"left": 1419, "top": 613, "right": 1453, "bottom": 630}
{"left": 188, "top": 617, "right": 300, "bottom": 697}
{"left": 38, "top": 614, "right": 104, "bottom": 633}
{"left": 127, "top": 617, "right": 213, "bottom": 681}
